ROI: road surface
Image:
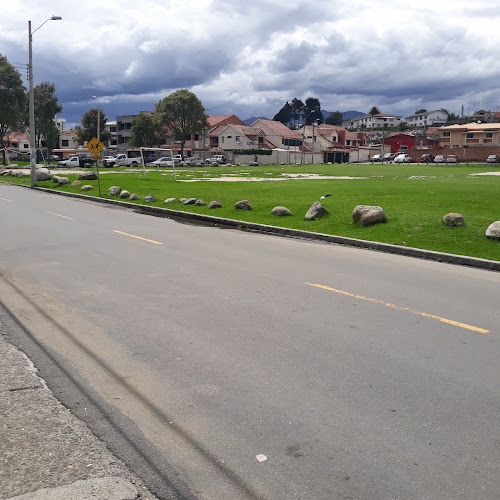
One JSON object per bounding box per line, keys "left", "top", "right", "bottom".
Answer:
{"left": 1, "top": 183, "right": 498, "bottom": 499}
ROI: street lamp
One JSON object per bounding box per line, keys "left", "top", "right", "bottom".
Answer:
{"left": 311, "top": 118, "right": 320, "bottom": 164}
{"left": 300, "top": 111, "right": 316, "bottom": 164}
{"left": 29, "top": 15, "right": 62, "bottom": 188}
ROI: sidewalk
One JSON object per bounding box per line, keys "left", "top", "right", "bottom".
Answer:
{"left": 0, "top": 334, "right": 158, "bottom": 500}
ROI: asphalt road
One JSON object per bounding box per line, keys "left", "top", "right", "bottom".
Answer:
{"left": 1, "top": 183, "right": 499, "bottom": 499}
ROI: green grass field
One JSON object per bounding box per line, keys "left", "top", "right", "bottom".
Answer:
{"left": 3, "top": 162, "right": 500, "bottom": 261}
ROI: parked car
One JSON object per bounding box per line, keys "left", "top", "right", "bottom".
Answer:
{"left": 446, "top": 155, "right": 459, "bottom": 164}
{"left": 206, "top": 154, "right": 227, "bottom": 164}
{"left": 49, "top": 154, "right": 60, "bottom": 161}
{"left": 58, "top": 155, "right": 94, "bottom": 168}
{"left": 370, "top": 154, "right": 382, "bottom": 162}
{"left": 150, "top": 156, "right": 174, "bottom": 167}
{"left": 434, "top": 155, "right": 446, "bottom": 163}
{"left": 184, "top": 156, "right": 203, "bottom": 167}
{"left": 486, "top": 154, "right": 500, "bottom": 163}
{"left": 393, "top": 153, "right": 411, "bottom": 163}
{"left": 382, "top": 153, "right": 398, "bottom": 162}
{"left": 421, "top": 154, "right": 435, "bottom": 163}
{"left": 173, "top": 154, "right": 187, "bottom": 163}
{"left": 102, "top": 156, "right": 116, "bottom": 167}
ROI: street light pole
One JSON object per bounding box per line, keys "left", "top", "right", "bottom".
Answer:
{"left": 203, "top": 108, "right": 209, "bottom": 163}
{"left": 28, "top": 15, "right": 62, "bottom": 188}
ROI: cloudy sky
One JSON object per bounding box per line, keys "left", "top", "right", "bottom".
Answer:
{"left": 2, "top": 0, "right": 500, "bottom": 127}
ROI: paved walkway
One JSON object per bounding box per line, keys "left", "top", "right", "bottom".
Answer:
{"left": 0, "top": 333, "right": 158, "bottom": 500}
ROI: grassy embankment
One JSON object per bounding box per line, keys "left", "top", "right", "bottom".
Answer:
{"left": 3, "top": 162, "right": 500, "bottom": 261}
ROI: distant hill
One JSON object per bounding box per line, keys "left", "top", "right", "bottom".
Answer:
{"left": 321, "top": 110, "right": 364, "bottom": 121}
{"left": 243, "top": 116, "right": 269, "bottom": 126}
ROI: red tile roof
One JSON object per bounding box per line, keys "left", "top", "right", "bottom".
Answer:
{"left": 252, "top": 119, "right": 301, "bottom": 138}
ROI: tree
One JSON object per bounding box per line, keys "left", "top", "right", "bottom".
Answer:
{"left": 32, "top": 82, "right": 62, "bottom": 159}
{"left": 273, "top": 101, "right": 292, "bottom": 126}
{"left": 291, "top": 98, "right": 304, "bottom": 127}
{"left": 75, "top": 108, "right": 111, "bottom": 146}
{"left": 414, "top": 108, "right": 427, "bottom": 114}
{"left": 325, "top": 111, "right": 343, "bottom": 126}
{"left": 154, "top": 89, "right": 208, "bottom": 157}
{"left": 128, "top": 113, "right": 159, "bottom": 148}
{"left": 0, "top": 54, "right": 26, "bottom": 164}
{"left": 368, "top": 106, "right": 381, "bottom": 115}
{"left": 304, "top": 97, "right": 323, "bottom": 125}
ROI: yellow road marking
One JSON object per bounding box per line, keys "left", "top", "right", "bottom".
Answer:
{"left": 0, "top": 197, "right": 14, "bottom": 202}
{"left": 305, "top": 283, "right": 489, "bottom": 334}
{"left": 112, "top": 230, "right": 163, "bottom": 245}
{"left": 45, "top": 211, "right": 74, "bottom": 220}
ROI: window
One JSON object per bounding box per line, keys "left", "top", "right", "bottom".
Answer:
{"left": 466, "top": 133, "right": 474, "bottom": 139}
{"left": 194, "top": 134, "right": 199, "bottom": 140}
{"left": 221, "top": 136, "right": 224, "bottom": 143}
{"left": 62, "top": 140, "right": 69, "bottom": 147}
{"left": 442, "top": 131, "right": 450, "bottom": 137}
{"left": 486, "top": 132, "right": 493, "bottom": 138}
{"left": 453, "top": 145, "right": 460, "bottom": 148}
{"left": 227, "top": 135, "right": 232, "bottom": 139}
{"left": 110, "top": 126, "right": 117, "bottom": 132}
{"left": 236, "top": 136, "right": 240, "bottom": 144}
{"left": 259, "top": 137, "right": 263, "bottom": 143}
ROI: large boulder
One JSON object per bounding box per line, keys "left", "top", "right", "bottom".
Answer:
{"left": 79, "top": 171, "right": 97, "bottom": 181}
{"left": 52, "top": 175, "right": 60, "bottom": 183}
{"left": 485, "top": 221, "right": 500, "bottom": 240}
{"left": 109, "top": 186, "right": 121, "bottom": 196}
{"left": 57, "top": 177, "right": 70, "bottom": 185}
{"left": 144, "top": 193, "right": 154, "bottom": 203}
{"left": 272, "top": 206, "right": 292, "bottom": 216}
{"left": 195, "top": 199, "right": 206, "bottom": 206}
{"left": 305, "top": 202, "right": 328, "bottom": 220}
{"left": 35, "top": 168, "right": 51, "bottom": 181}
{"left": 442, "top": 213, "right": 465, "bottom": 227}
{"left": 71, "top": 180, "right": 81, "bottom": 187}
{"left": 352, "top": 205, "right": 387, "bottom": 227}
{"left": 81, "top": 185, "right": 93, "bottom": 191}
{"left": 235, "top": 200, "right": 252, "bottom": 210}
{"left": 208, "top": 201, "right": 222, "bottom": 209}
{"left": 129, "top": 193, "right": 139, "bottom": 200}
{"left": 164, "top": 197, "right": 176, "bottom": 204}
{"left": 182, "top": 198, "right": 197, "bottom": 205}
{"left": 119, "top": 190, "right": 130, "bottom": 199}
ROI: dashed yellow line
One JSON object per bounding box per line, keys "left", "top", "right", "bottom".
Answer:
{"left": 0, "top": 197, "right": 14, "bottom": 202}
{"left": 305, "top": 283, "right": 489, "bottom": 334}
{"left": 112, "top": 230, "right": 163, "bottom": 245}
{"left": 45, "top": 211, "right": 74, "bottom": 220}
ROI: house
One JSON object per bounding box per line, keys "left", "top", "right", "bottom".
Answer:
{"left": 208, "top": 124, "right": 267, "bottom": 152}
{"left": 439, "top": 122, "right": 500, "bottom": 148}
{"left": 405, "top": 110, "right": 448, "bottom": 127}
{"left": 105, "top": 121, "right": 117, "bottom": 151}
{"left": 116, "top": 112, "right": 153, "bottom": 151}
{"left": 2, "top": 132, "right": 30, "bottom": 158}
{"left": 342, "top": 113, "right": 402, "bottom": 130}
{"left": 249, "top": 119, "right": 303, "bottom": 149}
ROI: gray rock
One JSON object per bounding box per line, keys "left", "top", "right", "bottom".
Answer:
{"left": 249, "top": 161, "right": 259, "bottom": 166}
{"left": 129, "top": 193, "right": 140, "bottom": 200}
{"left": 36, "top": 168, "right": 51, "bottom": 181}
{"left": 57, "top": 177, "right": 70, "bottom": 185}
{"left": 0, "top": 170, "right": 8, "bottom": 176}
{"left": 305, "top": 202, "right": 328, "bottom": 220}
{"left": 71, "top": 180, "right": 82, "bottom": 186}
{"left": 81, "top": 185, "right": 93, "bottom": 191}
{"left": 119, "top": 190, "right": 130, "bottom": 198}
{"left": 195, "top": 199, "right": 206, "bottom": 206}
{"left": 272, "top": 206, "right": 292, "bottom": 216}
{"left": 485, "top": 221, "right": 500, "bottom": 240}
{"left": 79, "top": 171, "right": 98, "bottom": 181}
{"left": 352, "top": 205, "right": 387, "bottom": 227}
{"left": 235, "top": 200, "right": 252, "bottom": 210}
{"left": 182, "top": 198, "right": 197, "bottom": 205}
{"left": 164, "top": 197, "right": 176, "bottom": 204}
{"left": 210, "top": 162, "right": 219, "bottom": 167}
{"left": 179, "top": 198, "right": 187, "bottom": 203}
{"left": 13, "top": 171, "right": 25, "bottom": 178}
{"left": 52, "top": 175, "right": 60, "bottom": 183}
{"left": 208, "top": 201, "right": 222, "bottom": 209}
{"left": 144, "top": 193, "right": 154, "bottom": 203}
{"left": 443, "top": 213, "right": 465, "bottom": 227}
{"left": 109, "top": 186, "right": 121, "bottom": 196}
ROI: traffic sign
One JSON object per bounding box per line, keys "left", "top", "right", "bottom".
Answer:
{"left": 86, "top": 137, "right": 104, "bottom": 155}
{"left": 91, "top": 154, "right": 102, "bottom": 161}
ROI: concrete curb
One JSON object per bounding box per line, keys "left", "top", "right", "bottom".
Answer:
{"left": 8, "top": 182, "right": 500, "bottom": 272}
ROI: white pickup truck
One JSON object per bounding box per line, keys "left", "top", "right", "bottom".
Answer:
{"left": 58, "top": 155, "right": 94, "bottom": 168}
{"left": 113, "top": 153, "right": 142, "bottom": 167}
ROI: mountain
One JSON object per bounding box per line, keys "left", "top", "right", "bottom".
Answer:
{"left": 321, "top": 110, "right": 365, "bottom": 121}
{"left": 243, "top": 116, "right": 270, "bottom": 126}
